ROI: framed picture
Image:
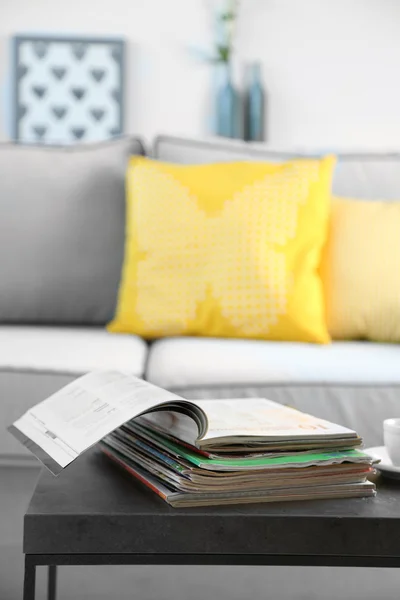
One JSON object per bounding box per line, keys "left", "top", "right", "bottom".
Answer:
{"left": 11, "top": 34, "right": 125, "bottom": 144}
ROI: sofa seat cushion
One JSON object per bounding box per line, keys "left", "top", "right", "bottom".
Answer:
{"left": 0, "top": 326, "right": 148, "bottom": 375}
{"left": 146, "top": 337, "right": 400, "bottom": 390}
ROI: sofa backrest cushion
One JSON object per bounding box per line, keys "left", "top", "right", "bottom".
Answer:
{"left": 154, "top": 135, "right": 297, "bottom": 164}
{"left": 0, "top": 136, "right": 144, "bottom": 325}
{"left": 154, "top": 136, "right": 400, "bottom": 200}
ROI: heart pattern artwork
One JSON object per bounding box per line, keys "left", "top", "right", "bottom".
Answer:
{"left": 13, "top": 35, "right": 124, "bottom": 144}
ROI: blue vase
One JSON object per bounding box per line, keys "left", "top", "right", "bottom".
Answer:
{"left": 215, "top": 63, "right": 239, "bottom": 139}
{"left": 245, "top": 62, "right": 265, "bottom": 142}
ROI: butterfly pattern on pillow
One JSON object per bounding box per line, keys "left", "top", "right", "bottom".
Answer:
{"left": 127, "top": 160, "right": 321, "bottom": 338}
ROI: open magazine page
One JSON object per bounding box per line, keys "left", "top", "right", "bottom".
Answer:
{"left": 189, "top": 398, "right": 357, "bottom": 444}
{"left": 8, "top": 371, "right": 184, "bottom": 474}
{"left": 138, "top": 411, "right": 201, "bottom": 446}
{"left": 142, "top": 398, "right": 358, "bottom": 449}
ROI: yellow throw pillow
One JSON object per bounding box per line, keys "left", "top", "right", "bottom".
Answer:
{"left": 108, "top": 156, "right": 335, "bottom": 342}
{"left": 322, "top": 197, "right": 400, "bottom": 341}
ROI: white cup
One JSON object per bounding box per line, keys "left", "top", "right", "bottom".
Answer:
{"left": 383, "top": 418, "right": 400, "bottom": 466}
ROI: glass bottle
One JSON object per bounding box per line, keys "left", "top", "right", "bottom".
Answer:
{"left": 216, "top": 62, "right": 239, "bottom": 138}
{"left": 245, "top": 62, "right": 265, "bottom": 142}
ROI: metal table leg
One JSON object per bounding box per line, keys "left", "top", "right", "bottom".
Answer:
{"left": 47, "top": 565, "right": 57, "bottom": 600}
{"left": 23, "top": 556, "right": 36, "bottom": 600}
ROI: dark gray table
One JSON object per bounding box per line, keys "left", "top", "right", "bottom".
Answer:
{"left": 23, "top": 448, "right": 400, "bottom": 600}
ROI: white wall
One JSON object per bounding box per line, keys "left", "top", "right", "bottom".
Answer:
{"left": 1, "top": 0, "right": 400, "bottom": 150}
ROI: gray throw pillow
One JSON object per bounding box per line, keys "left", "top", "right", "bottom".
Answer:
{"left": 0, "top": 136, "right": 144, "bottom": 324}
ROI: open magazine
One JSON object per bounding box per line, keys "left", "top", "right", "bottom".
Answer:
{"left": 9, "top": 370, "right": 361, "bottom": 475}
{"left": 139, "top": 400, "right": 361, "bottom": 453}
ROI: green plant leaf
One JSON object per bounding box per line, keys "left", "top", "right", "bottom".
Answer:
{"left": 216, "top": 45, "right": 230, "bottom": 62}
{"left": 220, "top": 11, "right": 236, "bottom": 22}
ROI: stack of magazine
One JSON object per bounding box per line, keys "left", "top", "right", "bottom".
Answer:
{"left": 8, "top": 371, "right": 376, "bottom": 508}
{"left": 100, "top": 387, "right": 377, "bottom": 508}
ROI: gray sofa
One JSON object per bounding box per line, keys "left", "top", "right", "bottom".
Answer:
{"left": 1, "top": 134, "right": 400, "bottom": 466}
{"left": 2, "top": 134, "right": 400, "bottom": 600}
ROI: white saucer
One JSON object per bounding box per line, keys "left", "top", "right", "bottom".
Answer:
{"left": 365, "top": 446, "right": 400, "bottom": 480}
